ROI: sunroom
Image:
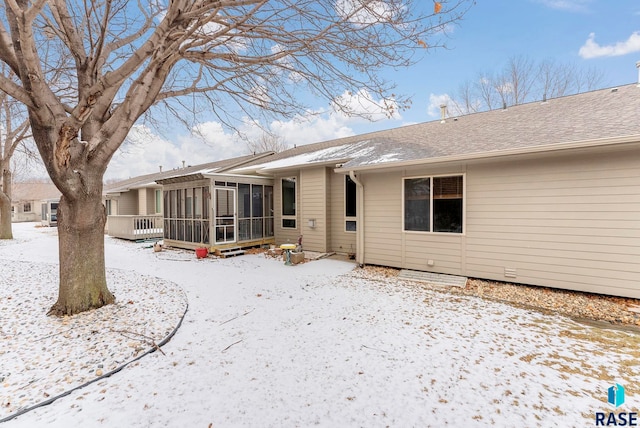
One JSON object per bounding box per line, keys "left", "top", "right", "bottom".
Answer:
{"left": 156, "top": 172, "right": 275, "bottom": 251}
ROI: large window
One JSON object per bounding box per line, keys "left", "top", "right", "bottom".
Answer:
{"left": 404, "top": 175, "right": 463, "bottom": 233}
{"left": 281, "top": 177, "right": 296, "bottom": 228}
{"left": 345, "top": 175, "right": 357, "bottom": 232}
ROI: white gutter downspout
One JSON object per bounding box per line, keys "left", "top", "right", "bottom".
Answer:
{"left": 349, "top": 171, "right": 365, "bottom": 267}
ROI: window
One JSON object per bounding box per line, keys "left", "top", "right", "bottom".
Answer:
{"left": 23, "top": 202, "right": 31, "bottom": 212}
{"left": 105, "top": 199, "right": 112, "bottom": 216}
{"left": 345, "top": 176, "right": 357, "bottom": 232}
{"left": 155, "top": 190, "right": 162, "bottom": 213}
{"left": 281, "top": 177, "right": 296, "bottom": 228}
{"left": 404, "top": 175, "right": 463, "bottom": 233}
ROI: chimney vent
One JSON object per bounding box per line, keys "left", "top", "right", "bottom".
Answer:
{"left": 636, "top": 61, "right": 640, "bottom": 86}
{"left": 440, "top": 104, "right": 447, "bottom": 123}
{"left": 182, "top": 160, "right": 186, "bottom": 168}
{"left": 159, "top": 166, "right": 163, "bottom": 172}
{"left": 542, "top": 93, "right": 547, "bottom": 103}
{"left": 502, "top": 101, "right": 507, "bottom": 110}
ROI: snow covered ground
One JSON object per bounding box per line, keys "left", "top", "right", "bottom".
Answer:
{"left": 1, "top": 222, "right": 638, "bottom": 427}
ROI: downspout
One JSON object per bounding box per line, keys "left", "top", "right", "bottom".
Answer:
{"left": 349, "top": 171, "right": 365, "bottom": 267}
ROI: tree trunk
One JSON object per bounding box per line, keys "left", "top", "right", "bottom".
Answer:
{"left": 0, "top": 168, "right": 13, "bottom": 240}
{"left": 48, "top": 193, "right": 115, "bottom": 316}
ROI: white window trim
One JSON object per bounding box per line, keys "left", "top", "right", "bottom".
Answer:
{"left": 402, "top": 173, "right": 466, "bottom": 235}
{"left": 344, "top": 176, "right": 357, "bottom": 233}
{"left": 281, "top": 177, "right": 297, "bottom": 229}
{"left": 344, "top": 217, "right": 357, "bottom": 233}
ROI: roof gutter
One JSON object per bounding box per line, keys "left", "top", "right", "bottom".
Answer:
{"left": 334, "top": 134, "right": 640, "bottom": 174}
{"left": 349, "top": 171, "right": 365, "bottom": 267}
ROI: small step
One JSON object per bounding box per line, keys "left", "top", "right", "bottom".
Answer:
{"left": 215, "top": 247, "right": 245, "bottom": 258}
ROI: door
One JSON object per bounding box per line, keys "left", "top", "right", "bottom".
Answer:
{"left": 214, "top": 188, "right": 236, "bottom": 244}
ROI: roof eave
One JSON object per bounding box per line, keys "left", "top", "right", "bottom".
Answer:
{"left": 246, "top": 157, "right": 355, "bottom": 175}
{"left": 336, "top": 135, "right": 640, "bottom": 174}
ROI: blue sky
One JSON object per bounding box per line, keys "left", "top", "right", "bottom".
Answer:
{"left": 106, "top": 0, "right": 640, "bottom": 179}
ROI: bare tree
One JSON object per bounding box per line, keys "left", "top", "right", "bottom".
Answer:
{"left": 248, "top": 132, "right": 289, "bottom": 154}
{"left": 0, "top": 0, "right": 473, "bottom": 315}
{"left": 448, "top": 56, "right": 606, "bottom": 115}
{"left": 504, "top": 55, "right": 535, "bottom": 105}
{"left": 537, "top": 59, "right": 575, "bottom": 99}
{"left": 449, "top": 79, "right": 478, "bottom": 116}
{"left": 474, "top": 71, "right": 498, "bottom": 112}
{"left": 0, "top": 67, "right": 31, "bottom": 240}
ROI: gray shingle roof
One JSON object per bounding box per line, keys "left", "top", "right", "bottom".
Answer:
{"left": 237, "top": 84, "right": 640, "bottom": 172}
{"left": 104, "top": 152, "right": 274, "bottom": 194}
{"left": 11, "top": 182, "right": 61, "bottom": 202}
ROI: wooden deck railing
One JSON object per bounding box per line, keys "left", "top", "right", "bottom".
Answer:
{"left": 106, "top": 215, "right": 163, "bottom": 241}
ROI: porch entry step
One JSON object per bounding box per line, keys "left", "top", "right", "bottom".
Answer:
{"left": 215, "top": 247, "right": 245, "bottom": 258}
{"left": 398, "top": 270, "right": 468, "bottom": 288}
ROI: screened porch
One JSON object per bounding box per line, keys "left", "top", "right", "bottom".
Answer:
{"left": 160, "top": 174, "right": 275, "bottom": 251}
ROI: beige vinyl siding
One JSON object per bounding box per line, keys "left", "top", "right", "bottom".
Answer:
{"left": 300, "top": 167, "right": 328, "bottom": 252}
{"left": 464, "top": 148, "right": 640, "bottom": 298}
{"left": 117, "top": 191, "right": 137, "bottom": 215}
{"left": 138, "top": 189, "right": 148, "bottom": 215}
{"left": 274, "top": 173, "right": 300, "bottom": 245}
{"left": 145, "top": 188, "right": 159, "bottom": 214}
{"left": 329, "top": 171, "right": 357, "bottom": 254}
{"left": 362, "top": 172, "right": 403, "bottom": 266}
{"left": 403, "top": 234, "right": 463, "bottom": 274}
{"left": 363, "top": 168, "right": 466, "bottom": 273}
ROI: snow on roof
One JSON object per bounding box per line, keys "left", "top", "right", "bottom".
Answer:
{"left": 236, "top": 141, "right": 374, "bottom": 172}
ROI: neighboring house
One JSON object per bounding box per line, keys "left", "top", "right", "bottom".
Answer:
{"left": 104, "top": 152, "right": 274, "bottom": 241}
{"left": 226, "top": 83, "right": 640, "bottom": 299}
{"left": 10, "top": 182, "right": 61, "bottom": 224}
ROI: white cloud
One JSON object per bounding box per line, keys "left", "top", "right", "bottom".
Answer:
{"left": 331, "top": 88, "right": 401, "bottom": 122}
{"left": 270, "top": 112, "right": 355, "bottom": 145}
{"left": 334, "top": 0, "right": 397, "bottom": 26}
{"left": 105, "top": 124, "right": 245, "bottom": 180}
{"left": 534, "top": 0, "right": 592, "bottom": 13}
{"left": 105, "top": 88, "right": 404, "bottom": 180}
{"left": 579, "top": 32, "right": 640, "bottom": 59}
{"left": 426, "top": 93, "right": 454, "bottom": 118}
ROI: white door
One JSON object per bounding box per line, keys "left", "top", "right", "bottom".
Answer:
{"left": 214, "top": 188, "right": 236, "bottom": 244}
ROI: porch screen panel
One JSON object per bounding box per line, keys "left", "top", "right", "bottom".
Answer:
{"left": 264, "top": 185, "right": 274, "bottom": 237}
{"left": 203, "top": 187, "right": 210, "bottom": 219}
{"left": 252, "top": 185, "right": 263, "bottom": 238}
{"left": 216, "top": 190, "right": 232, "bottom": 215}
{"left": 215, "top": 188, "right": 235, "bottom": 242}
{"left": 194, "top": 188, "right": 202, "bottom": 218}
{"left": 238, "top": 184, "right": 251, "bottom": 241}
